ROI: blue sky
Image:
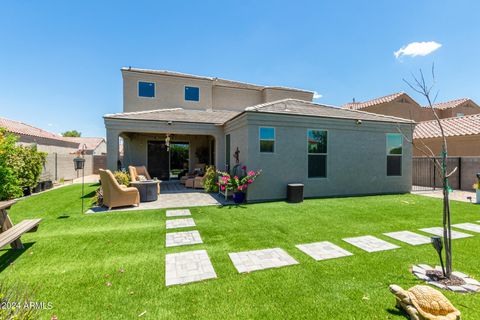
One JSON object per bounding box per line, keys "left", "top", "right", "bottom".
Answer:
{"left": 1, "top": 0, "right": 479, "bottom": 137}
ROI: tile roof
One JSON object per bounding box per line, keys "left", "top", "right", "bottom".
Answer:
{"left": 104, "top": 108, "right": 240, "bottom": 124}
{"left": 426, "top": 98, "right": 477, "bottom": 110}
{"left": 413, "top": 114, "right": 480, "bottom": 139}
{"left": 0, "top": 117, "right": 65, "bottom": 141}
{"left": 63, "top": 137, "right": 105, "bottom": 151}
{"left": 121, "top": 67, "right": 313, "bottom": 93}
{"left": 245, "top": 99, "right": 414, "bottom": 124}
{"left": 342, "top": 92, "right": 410, "bottom": 110}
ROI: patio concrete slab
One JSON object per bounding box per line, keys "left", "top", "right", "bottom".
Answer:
{"left": 383, "top": 231, "right": 431, "bottom": 246}
{"left": 342, "top": 235, "right": 400, "bottom": 252}
{"left": 165, "top": 249, "right": 217, "bottom": 286}
{"left": 229, "top": 248, "right": 299, "bottom": 273}
{"left": 296, "top": 241, "right": 353, "bottom": 261}
{"left": 166, "top": 209, "right": 191, "bottom": 217}
{"left": 166, "top": 230, "right": 203, "bottom": 247}
{"left": 419, "top": 227, "right": 473, "bottom": 239}
{"left": 412, "top": 189, "right": 476, "bottom": 203}
{"left": 452, "top": 223, "right": 480, "bottom": 233}
{"left": 166, "top": 218, "right": 196, "bottom": 229}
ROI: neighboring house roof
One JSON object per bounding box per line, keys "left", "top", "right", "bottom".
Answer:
{"left": 104, "top": 108, "right": 240, "bottom": 125}
{"left": 342, "top": 92, "right": 412, "bottom": 111}
{"left": 425, "top": 98, "right": 479, "bottom": 110}
{"left": 121, "top": 67, "right": 314, "bottom": 94}
{"left": 63, "top": 137, "right": 106, "bottom": 151}
{"left": 0, "top": 116, "right": 65, "bottom": 141}
{"left": 245, "top": 99, "right": 414, "bottom": 124}
{"left": 414, "top": 114, "right": 480, "bottom": 139}
{"left": 106, "top": 100, "right": 414, "bottom": 125}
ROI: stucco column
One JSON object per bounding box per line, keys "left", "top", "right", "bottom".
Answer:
{"left": 106, "top": 128, "right": 120, "bottom": 171}
{"left": 214, "top": 134, "right": 225, "bottom": 171}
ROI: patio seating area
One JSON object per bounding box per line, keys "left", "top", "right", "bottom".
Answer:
{"left": 87, "top": 180, "right": 232, "bottom": 213}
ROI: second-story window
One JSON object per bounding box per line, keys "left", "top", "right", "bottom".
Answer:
{"left": 138, "top": 81, "right": 155, "bottom": 98}
{"left": 185, "top": 86, "right": 200, "bottom": 101}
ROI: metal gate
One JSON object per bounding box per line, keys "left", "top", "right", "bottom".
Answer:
{"left": 412, "top": 157, "right": 462, "bottom": 191}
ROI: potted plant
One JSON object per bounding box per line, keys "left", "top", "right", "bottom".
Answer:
{"left": 217, "top": 166, "right": 261, "bottom": 204}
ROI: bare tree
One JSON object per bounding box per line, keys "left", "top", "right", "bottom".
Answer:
{"left": 399, "top": 64, "right": 456, "bottom": 278}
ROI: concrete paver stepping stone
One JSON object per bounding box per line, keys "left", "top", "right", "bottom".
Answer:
{"left": 419, "top": 227, "right": 473, "bottom": 239}
{"left": 229, "top": 248, "right": 299, "bottom": 273}
{"left": 383, "top": 231, "right": 431, "bottom": 245}
{"left": 452, "top": 223, "right": 480, "bottom": 233}
{"left": 342, "top": 235, "right": 400, "bottom": 252}
{"left": 166, "top": 209, "right": 191, "bottom": 217}
{"left": 296, "top": 241, "right": 353, "bottom": 261}
{"left": 166, "top": 218, "right": 196, "bottom": 229}
{"left": 166, "top": 230, "right": 203, "bottom": 247}
{"left": 165, "top": 249, "right": 217, "bottom": 286}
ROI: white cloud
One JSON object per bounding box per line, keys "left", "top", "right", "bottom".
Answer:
{"left": 394, "top": 41, "right": 442, "bottom": 59}
{"left": 313, "top": 91, "right": 322, "bottom": 99}
{"left": 47, "top": 123, "right": 54, "bottom": 127}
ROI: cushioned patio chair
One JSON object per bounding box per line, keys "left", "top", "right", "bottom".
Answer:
{"left": 99, "top": 169, "right": 140, "bottom": 209}
{"left": 179, "top": 163, "right": 206, "bottom": 185}
{"left": 129, "top": 165, "right": 160, "bottom": 194}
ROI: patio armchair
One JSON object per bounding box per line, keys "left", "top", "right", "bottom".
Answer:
{"left": 179, "top": 163, "right": 206, "bottom": 185}
{"left": 129, "top": 165, "right": 160, "bottom": 194}
{"left": 99, "top": 169, "right": 140, "bottom": 209}
{"left": 185, "top": 175, "right": 207, "bottom": 189}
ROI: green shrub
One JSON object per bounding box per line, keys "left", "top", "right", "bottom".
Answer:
{"left": 113, "top": 171, "right": 130, "bottom": 186}
{"left": 0, "top": 128, "right": 47, "bottom": 201}
{"left": 0, "top": 129, "right": 23, "bottom": 200}
{"left": 203, "top": 165, "right": 219, "bottom": 193}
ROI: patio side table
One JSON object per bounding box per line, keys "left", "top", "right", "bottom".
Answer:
{"left": 130, "top": 181, "right": 159, "bottom": 202}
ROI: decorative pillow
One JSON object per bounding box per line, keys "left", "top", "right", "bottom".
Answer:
{"left": 137, "top": 175, "right": 147, "bottom": 181}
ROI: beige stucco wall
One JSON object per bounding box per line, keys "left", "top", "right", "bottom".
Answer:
{"left": 263, "top": 88, "right": 314, "bottom": 103}
{"left": 122, "top": 70, "right": 314, "bottom": 113}
{"left": 226, "top": 113, "right": 413, "bottom": 201}
{"left": 413, "top": 135, "right": 480, "bottom": 157}
{"left": 212, "top": 86, "right": 262, "bottom": 111}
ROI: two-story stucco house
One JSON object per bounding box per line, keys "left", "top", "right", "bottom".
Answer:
{"left": 104, "top": 68, "right": 414, "bottom": 201}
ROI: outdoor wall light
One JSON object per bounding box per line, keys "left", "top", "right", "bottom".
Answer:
{"left": 167, "top": 121, "right": 173, "bottom": 125}
{"left": 356, "top": 119, "right": 362, "bottom": 125}
{"left": 431, "top": 236, "right": 446, "bottom": 277}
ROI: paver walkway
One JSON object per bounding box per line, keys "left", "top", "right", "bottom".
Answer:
{"left": 165, "top": 250, "right": 217, "bottom": 286}
{"left": 166, "top": 209, "right": 191, "bottom": 217}
{"left": 383, "top": 231, "right": 431, "bottom": 246}
{"left": 229, "top": 248, "right": 298, "bottom": 273}
{"left": 166, "top": 218, "right": 196, "bottom": 229}
{"left": 452, "top": 223, "right": 480, "bottom": 233}
{"left": 166, "top": 230, "right": 203, "bottom": 247}
{"left": 296, "top": 241, "right": 352, "bottom": 261}
{"left": 343, "top": 235, "right": 400, "bottom": 252}
{"left": 419, "top": 227, "right": 473, "bottom": 239}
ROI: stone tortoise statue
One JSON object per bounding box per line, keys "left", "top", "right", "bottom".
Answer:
{"left": 389, "top": 285, "right": 461, "bottom": 320}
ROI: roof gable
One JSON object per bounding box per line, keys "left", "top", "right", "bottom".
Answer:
{"left": 426, "top": 98, "right": 480, "bottom": 110}
{"left": 342, "top": 92, "right": 419, "bottom": 111}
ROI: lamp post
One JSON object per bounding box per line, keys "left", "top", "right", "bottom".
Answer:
{"left": 431, "top": 236, "right": 446, "bottom": 277}
{"left": 73, "top": 145, "right": 87, "bottom": 213}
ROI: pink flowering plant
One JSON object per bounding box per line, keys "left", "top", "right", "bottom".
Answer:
{"left": 217, "top": 166, "right": 261, "bottom": 193}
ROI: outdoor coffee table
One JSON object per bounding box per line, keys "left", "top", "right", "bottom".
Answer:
{"left": 130, "top": 181, "right": 160, "bottom": 202}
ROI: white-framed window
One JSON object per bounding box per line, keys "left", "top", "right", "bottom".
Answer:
{"left": 138, "top": 81, "right": 155, "bottom": 98}
{"left": 456, "top": 113, "right": 464, "bottom": 118}
{"left": 259, "top": 127, "right": 275, "bottom": 153}
{"left": 386, "top": 133, "right": 402, "bottom": 176}
{"left": 307, "top": 129, "right": 327, "bottom": 178}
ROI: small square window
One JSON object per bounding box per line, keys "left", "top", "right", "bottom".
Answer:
{"left": 185, "top": 86, "right": 200, "bottom": 101}
{"left": 456, "top": 113, "right": 464, "bottom": 118}
{"left": 259, "top": 127, "right": 275, "bottom": 153}
{"left": 138, "top": 82, "right": 155, "bottom": 98}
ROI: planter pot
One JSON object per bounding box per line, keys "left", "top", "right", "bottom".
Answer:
{"left": 32, "top": 184, "right": 42, "bottom": 194}
{"left": 44, "top": 180, "right": 53, "bottom": 190}
{"left": 477, "top": 189, "right": 480, "bottom": 204}
{"left": 22, "top": 187, "right": 31, "bottom": 197}
{"left": 233, "top": 192, "right": 246, "bottom": 204}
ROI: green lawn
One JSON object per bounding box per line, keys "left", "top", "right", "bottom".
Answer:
{"left": 1, "top": 184, "right": 480, "bottom": 319}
